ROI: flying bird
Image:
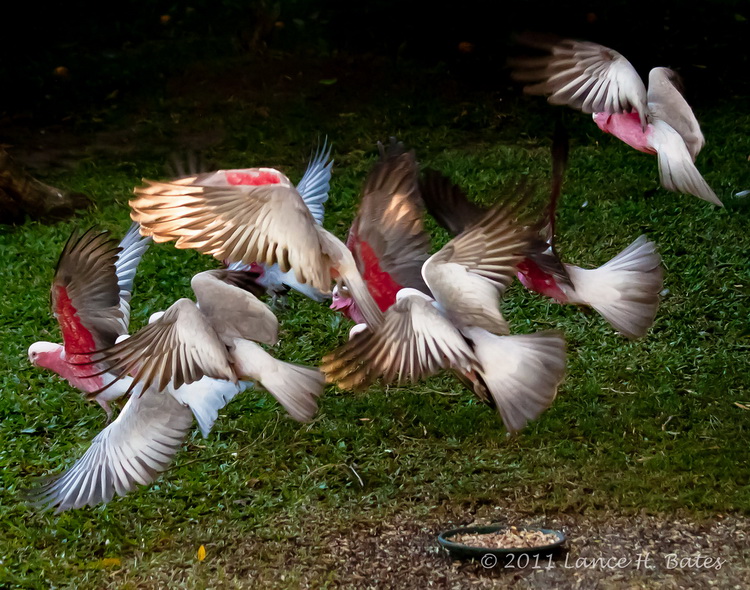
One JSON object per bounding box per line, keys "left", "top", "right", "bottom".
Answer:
{"left": 323, "top": 196, "right": 567, "bottom": 433}
{"left": 420, "top": 127, "right": 664, "bottom": 339}
{"left": 27, "top": 224, "right": 151, "bottom": 418}
{"left": 168, "top": 141, "right": 335, "bottom": 303}
{"left": 331, "top": 139, "right": 431, "bottom": 323}
{"left": 30, "top": 267, "right": 323, "bottom": 512}
{"left": 85, "top": 268, "right": 325, "bottom": 422}
{"left": 508, "top": 34, "right": 722, "bottom": 206}
{"left": 129, "top": 147, "right": 384, "bottom": 328}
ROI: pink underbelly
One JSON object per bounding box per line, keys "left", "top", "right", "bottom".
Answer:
{"left": 593, "top": 112, "right": 656, "bottom": 155}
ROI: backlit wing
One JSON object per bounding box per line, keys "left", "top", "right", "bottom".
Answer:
{"left": 322, "top": 293, "right": 476, "bottom": 390}
{"left": 348, "top": 140, "right": 431, "bottom": 296}
{"left": 130, "top": 179, "right": 332, "bottom": 292}
{"left": 510, "top": 35, "right": 649, "bottom": 127}
{"left": 52, "top": 229, "right": 126, "bottom": 355}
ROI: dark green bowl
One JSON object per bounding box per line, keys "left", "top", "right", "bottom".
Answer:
{"left": 438, "top": 524, "right": 566, "bottom": 561}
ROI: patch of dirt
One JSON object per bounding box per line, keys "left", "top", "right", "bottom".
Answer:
{"left": 115, "top": 504, "right": 749, "bottom": 589}
{"left": 308, "top": 507, "right": 748, "bottom": 589}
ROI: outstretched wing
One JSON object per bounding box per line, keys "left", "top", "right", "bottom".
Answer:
{"left": 130, "top": 179, "right": 332, "bottom": 292}
{"left": 348, "top": 140, "right": 431, "bottom": 301}
{"left": 322, "top": 293, "right": 476, "bottom": 390}
{"left": 88, "top": 298, "right": 237, "bottom": 393}
{"left": 419, "top": 169, "right": 486, "bottom": 236}
{"left": 295, "top": 138, "right": 333, "bottom": 224}
{"left": 29, "top": 387, "right": 194, "bottom": 513}
{"left": 114, "top": 222, "right": 151, "bottom": 330}
{"left": 422, "top": 195, "right": 535, "bottom": 333}
{"left": 509, "top": 34, "right": 649, "bottom": 127}
{"left": 52, "top": 229, "right": 126, "bottom": 355}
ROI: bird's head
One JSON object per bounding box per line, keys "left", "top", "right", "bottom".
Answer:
{"left": 330, "top": 283, "right": 366, "bottom": 324}
{"left": 27, "top": 341, "right": 63, "bottom": 369}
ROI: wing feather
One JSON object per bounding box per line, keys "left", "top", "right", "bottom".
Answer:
{"left": 295, "top": 138, "right": 333, "bottom": 224}
{"left": 130, "top": 181, "right": 332, "bottom": 292}
{"left": 88, "top": 299, "right": 236, "bottom": 393}
{"left": 422, "top": 194, "right": 536, "bottom": 332}
{"left": 322, "top": 294, "right": 477, "bottom": 390}
{"left": 52, "top": 229, "right": 126, "bottom": 355}
{"left": 29, "top": 389, "right": 193, "bottom": 512}
{"left": 114, "top": 222, "right": 152, "bottom": 330}
{"left": 419, "top": 169, "right": 486, "bottom": 236}
{"left": 349, "top": 140, "right": 431, "bottom": 294}
{"left": 509, "top": 35, "right": 648, "bottom": 127}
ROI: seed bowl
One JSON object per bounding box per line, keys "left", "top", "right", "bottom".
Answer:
{"left": 438, "top": 524, "right": 566, "bottom": 561}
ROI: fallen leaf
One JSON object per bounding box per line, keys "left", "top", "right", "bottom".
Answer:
{"left": 197, "top": 545, "right": 206, "bottom": 561}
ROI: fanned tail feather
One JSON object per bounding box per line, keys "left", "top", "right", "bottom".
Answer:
{"left": 464, "top": 328, "right": 566, "bottom": 432}
{"left": 565, "top": 236, "right": 664, "bottom": 339}
{"left": 260, "top": 362, "right": 324, "bottom": 422}
{"left": 650, "top": 120, "right": 722, "bottom": 206}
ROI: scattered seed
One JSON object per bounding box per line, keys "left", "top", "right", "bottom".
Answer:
{"left": 450, "top": 527, "right": 559, "bottom": 549}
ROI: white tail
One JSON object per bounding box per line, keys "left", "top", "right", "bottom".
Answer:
{"left": 261, "top": 362, "right": 324, "bottom": 422}
{"left": 565, "top": 236, "right": 664, "bottom": 339}
{"left": 230, "top": 339, "right": 323, "bottom": 422}
{"left": 463, "top": 328, "right": 566, "bottom": 432}
{"left": 649, "top": 119, "right": 722, "bottom": 206}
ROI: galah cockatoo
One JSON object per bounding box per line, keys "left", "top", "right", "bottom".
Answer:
{"left": 27, "top": 223, "right": 151, "bottom": 418}
{"left": 30, "top": 268, "right": 323, "bottom": 512}
{"left": 330, "top": 139, "right": 431, "bottom": 324}
{"left": 419, "top": 127, "right": 664, "bottom": 340}
{"left": 509, "top": 34, "right": 722, "bottom": 206}
{"left": 169, "top": 141, "right": 334, "bottom": 303}
{"left": 128, "top": 150, "right": 385, "bottom": 329}
{"left": 322, "top": 196, "right": 567, "bottom": 433}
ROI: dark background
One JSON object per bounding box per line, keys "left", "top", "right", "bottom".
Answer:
{"left": 3, "top": 0, "right": 748, "bottom": 121}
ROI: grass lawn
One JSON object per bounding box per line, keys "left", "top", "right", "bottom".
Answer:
{"left": 1, "top": 51, "right": 749, "bottom": 588}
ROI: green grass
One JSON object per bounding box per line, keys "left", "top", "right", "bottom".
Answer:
{"left": 1, "top": 53, "right": 749, "bottom": 588}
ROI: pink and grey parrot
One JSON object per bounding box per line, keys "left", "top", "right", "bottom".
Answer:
{"left": 509, "top": 34, "right": 721, "bottom": 206}
{"left": 330, "top": 139, "right": 431, "bottom": 324}
{"left": 169, "top": 141, "right": 335, "bottom": 303}
{"left": 323, "top": 194, "right": 567, "bottom": 433}
{"left": 27, "top": 223, "right": 151, "bottom": 418}
{"left": 129, "top": 145, "right": 384, "bottom": 328}
{"left": 420, "top": 127, "right": 664, "bottom": 340}
{"left": 30, "top": 258, "right": 323, "bottom": 512}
